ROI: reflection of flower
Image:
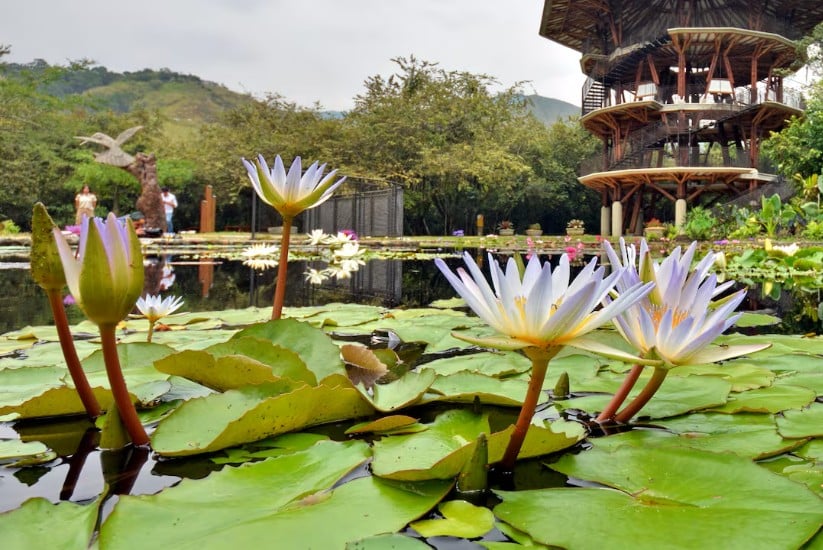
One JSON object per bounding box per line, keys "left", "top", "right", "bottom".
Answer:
{"left": 241, "top": 243, "right": 279, "bottom": 270}
{"left": 242, "top": 154, "right": 346, "bottom": 320}
{"left": 304, "top": 268, "right": 328, "bottom": 284}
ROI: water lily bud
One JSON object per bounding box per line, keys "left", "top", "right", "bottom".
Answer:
{"left": 30, "top": 203, "right": 67, "bottom": 291}
{"left": 53, "top": 213, "right": 144, "bottom": 327}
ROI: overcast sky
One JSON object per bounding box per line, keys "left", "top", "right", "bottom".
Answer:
{"left": 1, "top": 0, "right": 584, "bottom": 110}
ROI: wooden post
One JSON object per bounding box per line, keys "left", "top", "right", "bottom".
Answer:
{"left": 200, "top": 185, "right": 216, "bottom": 233}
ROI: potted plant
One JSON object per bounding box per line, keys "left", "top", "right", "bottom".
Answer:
{"left": 644, "top": 217, "right": 665, "bottom": 240}
{"left": 526, "top": 223, "right": 543, "bottom": 237}
{"left": 497, "top": 220, "right": 515, "bottom": 236}
{"left": 566, "top": 219, "right": 585, "bottom": 236}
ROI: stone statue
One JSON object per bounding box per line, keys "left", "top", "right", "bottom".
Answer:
{"left": 75, "top": 126, "right": 166, "bottom": 232}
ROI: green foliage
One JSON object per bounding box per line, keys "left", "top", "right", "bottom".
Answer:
{"left": 0, "top": 219, "right": 20, "bottom": 234}
{"left": 762, "top": 81, "right": 823, "bottom": 177}
{"left": 682, "top": 206, "right": 718, "bottom": 240}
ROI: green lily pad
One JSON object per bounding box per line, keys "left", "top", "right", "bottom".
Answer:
{"left": 371, "top": 410, "right": 584, "bottom": 480}
{"left": 776, "top": 402, "right": 823, "bottom": 438}
{"left": 670, "top": 362, "right": 775, "bottom": 392}
{"left": 599, "top": 413, "right": 804, "bottom": 459}
{"left": 410, "top": 499, "right": 495, "bottom": 539}
{"left": 495, "top": 445, "right": 823, "bottom": 550}
{"left": 368, "top": 369, "right": 437, "bottom": 412}
{"left": 0, "top": 439, "right": 55, "bottom": 466}
{"left": 151, "top": 380, "right": 374, "bottom": 456}
{"left": 427, "top": 371, "right": 528, "bottom": 406}
{"left": 557, "top": 374, "right": 732, "bottom": 420}
{"left": 423, "top": 350, "right": 530, "bottom": 377}
{"left": 101, "top": 440, "right": 451, "bottom": 549}
{"left": 232, "top": 318, "right": 346, "bottom": 382}
{"left": 709, "top": 384, "right": 816, "bottom": 414}
{"left": 346, "top": 534, "right": 432, "bottom": 549}
{"left": 0, "top": 497, "right": 99, "bottom": 549}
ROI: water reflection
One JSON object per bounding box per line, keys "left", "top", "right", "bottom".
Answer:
{"left": 1, "top": 252, "right": 821, "bottom": 335}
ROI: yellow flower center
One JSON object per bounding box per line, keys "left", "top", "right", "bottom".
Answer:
{"left": 647, "top": 304, "right": 688, "bottom": 329}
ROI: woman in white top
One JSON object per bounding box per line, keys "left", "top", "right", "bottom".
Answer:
{"left": 74, "top": 185, "right": 97, "bottom": 224}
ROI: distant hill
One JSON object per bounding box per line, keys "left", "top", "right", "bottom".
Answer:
{"left": 5, "top": 61, "right": 579, "bottom": 133}
{"left": 522, "top": 94, "right": 580, "bottom": 125}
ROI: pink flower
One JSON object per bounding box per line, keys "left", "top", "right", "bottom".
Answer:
{"left": 565, "top": 246, "right": 577, "bottom": 261}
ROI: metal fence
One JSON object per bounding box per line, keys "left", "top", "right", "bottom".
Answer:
{"left": 303, "top": 178, "right": 404, "bottom": 237}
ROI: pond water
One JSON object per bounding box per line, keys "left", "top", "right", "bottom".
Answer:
{"left": 0, "top": 254, "right": 462, "bottom": 335}
{"left": 1, "top": 250, "right": 820, "bottom": 336}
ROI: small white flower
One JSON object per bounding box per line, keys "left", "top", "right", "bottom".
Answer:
{"left": 340, "top": 258, "right": 365, "bottom": 272}
{"left": 334, "top": 241, "right": 363, "bottom": 260}
{"left": 244, "top": 258, "right": 278, "bottom": 270}
{"left": 304, "top": 268, "right": 328, "bottom": 285}
{"left": 328, "top": 231, "right": 355, "bottom": 246}
{"left": 134, "top": 294, "right": 184, "bottom": 324}
{"left": 306, "top": 229, "right": 330, "bottom": 246}
{"left": 241, "top": 243, "right": 278, "bottom": 257}
{"left": 771, "top": 243, "right": 800, "bottom": 257}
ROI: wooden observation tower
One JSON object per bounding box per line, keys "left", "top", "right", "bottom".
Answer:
{"left": 539, "top": 1, "right": 823, "bottom": 235}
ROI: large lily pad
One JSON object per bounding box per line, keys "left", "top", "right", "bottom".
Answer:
{"left": 709, "top": 383, "right": 816, "bottom": 414}
{"left": 151, "top": 380, "right": 374, "bottom": 456}
{"left": 101, "top": 440, "right": 451, "bottom": 549}
{"left": 776, "top": 402, "right": 823, "bottom": 438}
{"left": 0, "top": 497, "right": 99, "bottom": 549}
{"left": 495, "top": 445, "right": 823, "bottom": 550}
{"left": 557, "top": 373, "right": 732, "bottom": 419}
{"left": 231, "top": 318, "right": 346, "bottom": 382}
{"left": 371, "top": 409, "right": 584, "bottom": 480}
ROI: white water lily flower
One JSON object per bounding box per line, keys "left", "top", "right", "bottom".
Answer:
{"left": 771, "top": 242, "right": 800, "bottom": 257}
{"left": 241, "top": 243, "right": 278, "bottom": 257}
{"left": 244, "top": 258, "right": 278, "bottom": 270}
{"left": 306, "top": 229, "right": 330, "bottom": 246}
{"left": 241, "top": 154, "right": 346, "bottom": 219}
{"left": 339, "top": 258, "right": 365, "bottom": 273}
{"left": 325, "top": 264, "right": 354, "bottom": 280}
{"left": 334, "top": 241, "right": 363, "bottom": 260}
{"left": 603, "top": 238, "right": 769, "bottom": 367}
{"left": 327, "top": 231, "right": 355, "bottom": 246}
{"left": 304, "top": 268, "right": 328, "bottom": 285}
{"left": 134, "top": 294, "right": 184, "bottom": 323}
{"left": 435, "top": 252, "right": 654, "bottom": 355}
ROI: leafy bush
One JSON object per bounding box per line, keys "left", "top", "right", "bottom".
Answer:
{"left": 0, "top": 219, "right": 21, "bottom": 235}
{"left": 683, "top": 207, "right": 718, "bottom": 240}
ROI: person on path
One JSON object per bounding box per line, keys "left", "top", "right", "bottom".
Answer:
{"left": 161, "top": 187, "right": 178, "bottom": 233}
{"left": 74, "top": 185, "right": 97, "bottom": 224}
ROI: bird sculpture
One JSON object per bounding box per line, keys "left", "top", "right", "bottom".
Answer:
{"left": 75, "top": 126, "right": 143, "bottom": 167}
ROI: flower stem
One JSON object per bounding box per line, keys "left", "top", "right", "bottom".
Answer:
{"left": 99, "top": 324, "right": 149, "bottom": 446}
{"left": 146, "top": 320, "right": 155, "bottom": 343}
{"left": 46, "top": 289, "right": 102, "bottom": 418}
{"left": 614, "top": 367, "right": 669, "bottom": 424}
{"left": 500, "top": 346, "right": 561, "bottom": 471}
{"left": 595, "top": 363, "right": 644, "bottom": 423}
{"left": 272, "top": 216, "right": 293, "bottom": 320}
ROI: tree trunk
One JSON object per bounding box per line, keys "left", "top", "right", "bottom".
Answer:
{"left": 126, "top": 152, "right": 166, "bottom": 232}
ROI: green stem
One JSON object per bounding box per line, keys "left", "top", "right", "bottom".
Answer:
{"left": 500, "top": 346, "right": 561, "bottom": 471}
{"left": 146, "top": 320, "right": 155, "bottom": 343}
{"left": 99, "top": 324, "right": 149, "bottom": 446}
{"left": 272, "top": 216, "right": 293, "bottom": 320}
{"left": 47, "top": 289, "right": 101, "bottom": 418}
{"left": 614, "top": 367, "right": 669, "bottom": 424}
{"left": 595, "top": 363, "right": 644, "bottom": 423}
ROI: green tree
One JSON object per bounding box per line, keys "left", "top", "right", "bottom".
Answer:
{"left": 340, "top": 56, "right": 546, "bottom": 234}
